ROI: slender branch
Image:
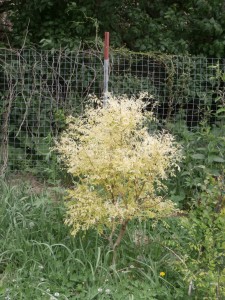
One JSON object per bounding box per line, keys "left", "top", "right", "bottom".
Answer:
{"left": 135, "top": 180, "right": 146, "bottom": 203}
{"left": 108, "top": 219, "right": 116, "bottom": 249}
{"left": 111, "top": 219, "right": 129, "bottom": 265}
{"left": 113, "top": 219, "right": 128, "bottom": 247}
{"left": 0, "top": 82, "right": 16, "bottom": 176}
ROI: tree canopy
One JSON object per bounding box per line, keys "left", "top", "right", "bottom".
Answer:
{"left": 0, "top": 0, "right": 225, "bottom": 56}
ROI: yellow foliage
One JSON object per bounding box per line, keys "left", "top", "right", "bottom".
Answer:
{"left": 55, "top": 94, "right": 183, "bottom": 236}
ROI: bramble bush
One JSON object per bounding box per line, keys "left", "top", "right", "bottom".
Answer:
{"left": 55, "top": 94, "right": 182, "bottom": 264}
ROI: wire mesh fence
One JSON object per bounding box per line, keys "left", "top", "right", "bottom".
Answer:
{"left": 0, "top": 48, "right": 224, "bottom": 174}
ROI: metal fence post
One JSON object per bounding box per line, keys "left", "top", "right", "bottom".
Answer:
{"left": 103, "top": 32, "right": 109, "bottom": 107}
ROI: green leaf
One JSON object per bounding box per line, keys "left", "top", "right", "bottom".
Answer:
{"left": 191, "top": 153, "right": 205, "bottom": 160}
{"left": 221, "top": 73, "right": 225, "bottom": 82}
{"left": 216, "top": 107, "right": 225, "bottom": 115}
{"left": 208, "top": 155, "right": 225, "bottom": 163}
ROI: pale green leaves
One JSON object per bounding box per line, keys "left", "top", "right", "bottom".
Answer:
{"left": 55, "top": 94, "right": 183, "bottom": 236}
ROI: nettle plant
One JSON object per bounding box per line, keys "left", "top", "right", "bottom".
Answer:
{"left": 55, "top": 94, "right": 182, "bottom": 263}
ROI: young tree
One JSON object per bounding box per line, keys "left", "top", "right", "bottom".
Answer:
{"left": 55, "top": 94, "right": 182, "bottom": 264}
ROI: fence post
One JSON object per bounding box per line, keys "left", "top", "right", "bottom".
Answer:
{"left": 103, "top": 32, "right": 110, "bottom": 107}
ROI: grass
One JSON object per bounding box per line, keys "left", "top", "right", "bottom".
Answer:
{"left": 0, "top": 180, "right": 204, "bottom": 299}
{"left": 0, "top": 180, "right": 188, "bottom": 300}
{"left": 1, "top": 176, "right": 225, "bottom": 299}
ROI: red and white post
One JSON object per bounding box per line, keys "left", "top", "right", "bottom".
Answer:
{"left": 103, "top": 32, "right": 109, "bottom": 107}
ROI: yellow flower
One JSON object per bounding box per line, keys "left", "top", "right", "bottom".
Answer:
{"left": 160, "top": 271, "right": 166, "bottom": 277}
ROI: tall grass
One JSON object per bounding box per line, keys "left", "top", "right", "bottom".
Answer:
{"left": 0, "top": 180, "right": 187, "bottom": 299}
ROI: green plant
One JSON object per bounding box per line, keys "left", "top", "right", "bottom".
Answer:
{"left": 2, "top": 0, "right": 225, "bottom": 57}
{"left": 165, "top": 119, "right": 225, "bottom": 209}
{"left": 209, "top": 65, "right": 225, "bottom": 121}
{"left": 165, "top": 175, "right": 225, "bottom": 299}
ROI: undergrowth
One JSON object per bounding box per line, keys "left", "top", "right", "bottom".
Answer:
{"left": 0, "top": 172, "right": 224, "bottom": 299}
{"left": 0, "top": 181, "right": 188, "bottom": 300}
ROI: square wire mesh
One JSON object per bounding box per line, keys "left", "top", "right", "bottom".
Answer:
{"left": 0, "top": 48, "right": 224, "bottom": 174}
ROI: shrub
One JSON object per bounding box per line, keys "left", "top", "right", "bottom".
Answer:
{"left": 55, "top": 94, "right": 182, "bottom": 263}
{"left": 166, "top": 175, "right": 225, "bottom": 298}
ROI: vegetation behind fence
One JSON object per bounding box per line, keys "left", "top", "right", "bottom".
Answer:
{"left": 0, "top": 48, "right": 224, "bottom": 174}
